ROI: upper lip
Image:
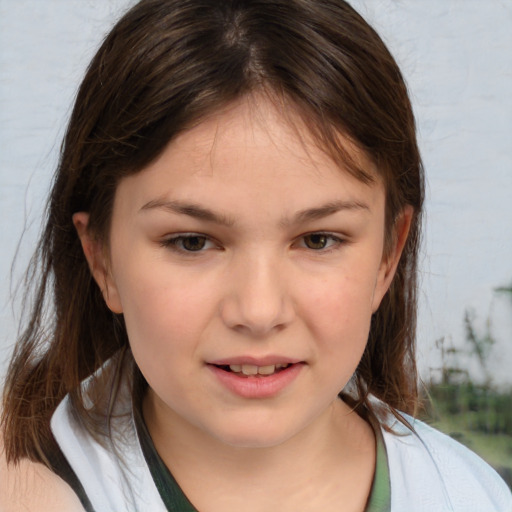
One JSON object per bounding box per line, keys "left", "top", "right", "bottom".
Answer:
{"left": 208, "top": 356, "right": 303, "bottom": 366}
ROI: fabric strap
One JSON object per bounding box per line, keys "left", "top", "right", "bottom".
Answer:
{"left": 46, "top": 443, "right": 96, "bottom": 512}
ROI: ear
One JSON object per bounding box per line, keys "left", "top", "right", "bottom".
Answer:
{"left": 72, "top": 212, "right": 123, "bottom": 314}
{"left": 371, "top": 205, "right": 413, "bottom": 313}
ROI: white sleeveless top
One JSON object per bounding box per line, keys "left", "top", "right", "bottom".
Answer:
{"left": 51, "top": 375, "right": 512, "bottom": 512}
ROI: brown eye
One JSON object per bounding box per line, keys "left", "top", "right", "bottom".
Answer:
{"left": 303, "top": 234, "right": 329, "bottom": 250}
{"left": 181, "top": 236, "right": 207, "bottom": 251}
{"left": 162, "top": 234, "right": 213, "bottom": 252}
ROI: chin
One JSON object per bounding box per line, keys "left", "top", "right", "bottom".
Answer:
{"left": 208, "top": 419, "right": 299, "bottom": 450}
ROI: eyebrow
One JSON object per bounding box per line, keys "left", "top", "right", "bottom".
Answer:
{"left": 283, "top": 200, "right": 370, "bottom": 226}
{"left": 139, "top": 199, "right": 235, "bottom": 226}
{"left": 140, "top": 198, "right": 369, "bottom": 227}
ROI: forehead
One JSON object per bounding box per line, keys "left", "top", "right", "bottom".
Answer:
{"left": 153, "top": 96, "right": 378, "bottom": 181}
{"left": 115, "top": 95, "right": 384, "bottom": 216}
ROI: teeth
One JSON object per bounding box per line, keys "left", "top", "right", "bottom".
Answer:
{"left": 241, "top": 364, "right": 258, "bottom": 375}
{"left": 228, "top": 363, "right": 291, "bottom": 376}
{"left": 258, "top": 365, "right": 276, "bottom": 375}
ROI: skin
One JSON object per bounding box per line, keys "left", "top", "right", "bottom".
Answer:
{"left": 0, "top": 447, "right": 84, "bottom": 512}
{"left": 75, "top": 96, "right": 411, "bottom": 512}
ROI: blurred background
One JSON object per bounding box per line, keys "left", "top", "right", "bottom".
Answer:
{"left": 1, "top": 0, "right": 511, "bottom": 485}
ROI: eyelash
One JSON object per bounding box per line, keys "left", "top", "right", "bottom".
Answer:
{"left": 160, "top": 232, "right": 344, "bottom": 254}
{"left": 296, "top": 232, "right": 344, "bottom": 252}
{"left": 160, "top": 233, "right": 217, "bottom": 253}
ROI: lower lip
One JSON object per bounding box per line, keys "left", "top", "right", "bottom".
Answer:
{"left": 208, "top": 364, "right": 304, "bottom": 399}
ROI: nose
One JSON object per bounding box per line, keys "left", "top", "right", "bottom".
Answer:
{"left": 220, "top": 250, "right": 294, "bottom": 337}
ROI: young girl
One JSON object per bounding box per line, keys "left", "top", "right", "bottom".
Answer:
{"left": 1, "top": 1, "right": 510, "bottom": 511}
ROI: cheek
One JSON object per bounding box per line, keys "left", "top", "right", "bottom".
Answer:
{"left": 300, "top": 272, "right": 375, "bottom": 350}
{"left": 114, "top": 263, "right": 217, "bottom": 364}
{"left": 305, "top": 269, "right": 376, "bottom": 315}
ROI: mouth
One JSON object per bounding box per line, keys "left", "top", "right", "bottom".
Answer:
{"left": 213, "top": 363, "right": 294, "bottom": 377}
{"left": 208, "top": 360, "right": 304, "bottom": 398}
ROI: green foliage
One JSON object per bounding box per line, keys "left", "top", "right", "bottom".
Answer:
{"left": 422, "top": 382, "right": 512, "bottom": 489}
{"left": 425, "top": 381, "right": 512, "bottom": 436}
{"left": 463, "top": 309, "right": 494, "bottom": 384}
{"left": 495, "top": 283, "right": 512, "bottom": 296}
{"left": 422, "top": 283, "right": 512, "bottom": 488}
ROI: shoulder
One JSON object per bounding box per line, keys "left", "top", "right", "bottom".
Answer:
{"left": 380, "top": 414, "right": 512, "bottom": 512}
{"left": 0, "top": 447, "right": 85, "bottom": 512}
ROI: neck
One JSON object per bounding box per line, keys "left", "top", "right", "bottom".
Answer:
{"left": 143, "top": 393, "right": 376, "bottom": 512}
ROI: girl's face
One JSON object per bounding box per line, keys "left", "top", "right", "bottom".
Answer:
{"left": 81, "top": 97, "right": 407, "bottom": 449}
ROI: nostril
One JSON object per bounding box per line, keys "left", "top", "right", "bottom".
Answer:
{"left": 219, "top": 273, "right": 294, "bottom": 335}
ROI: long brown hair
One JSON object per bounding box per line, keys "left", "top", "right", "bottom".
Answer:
{"left": 2, "top": 0, "right": 424, "bottom": 465}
